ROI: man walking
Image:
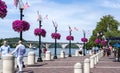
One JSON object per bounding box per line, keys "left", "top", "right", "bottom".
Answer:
{"left": 11, "top": 40, "right": 26, "bottom": 73}
{"left": 0, "top": 40, "right": 10, "bottom": 57}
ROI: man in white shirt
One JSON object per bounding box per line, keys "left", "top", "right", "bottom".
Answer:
{"left": 0, "top": 40, "right": 10, "bottom": 57}
{"left": 11, "top": 40, "right": 26, "bottom": 73}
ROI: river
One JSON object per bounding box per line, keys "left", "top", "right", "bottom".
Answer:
{"left": 11, "top": 48, "right": 81, "bottom": 57}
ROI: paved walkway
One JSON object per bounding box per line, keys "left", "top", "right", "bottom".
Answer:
{"left": 1, "top": 52, "right": 120, "bottom": 73}
{"left": 0, "top": 56, "right": 30, "bottom": 73}
{"left": 17, "top": 55, "right": 90, "bottom": 73}
{"left": 91, "top": 53, "right": 120, "bottom": 73}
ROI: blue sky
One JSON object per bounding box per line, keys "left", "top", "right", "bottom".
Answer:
{"left": 1, "top": 0, "right": 120, "bottom": 43}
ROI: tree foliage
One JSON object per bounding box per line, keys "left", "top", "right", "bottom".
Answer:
{"left": 87, "top": 15, "right": 120, "bottom": 48}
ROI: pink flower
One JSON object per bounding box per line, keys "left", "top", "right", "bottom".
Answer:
{"left": 0, "top": 0, "right": 7, "bottom": 19}
{"left": 12, "top": 20, "right": 30, "bottom": 32}
{"left": 81, "top": 37, "right": 88, "bottom": 42}
{"left": 51, "top": 33, "right": 61, "bottom": 39}
{"left": 101, "top": 40, "right": 107, "bottom": 45}
{"left": 22, "top": 20, "right": 30, "bottom": 31}
{"left": 66, "top": 36, "right": 74, "bottom": 41}
{"left": 34, "top": 28, "right": 46, "bottom": 37}
{"left": 95, "top": 38, "right": 101, "bottom": 44}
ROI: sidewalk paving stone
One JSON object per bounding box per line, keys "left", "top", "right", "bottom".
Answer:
{"left": 90, "top": 53, "right": 120, "bottom": 73}
{"left": 21, "top": 55, "right": 90, "bottom": 73}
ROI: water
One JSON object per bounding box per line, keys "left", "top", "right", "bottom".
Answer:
{"left": 11, "top": 48, "right": 79, "bottom": 57}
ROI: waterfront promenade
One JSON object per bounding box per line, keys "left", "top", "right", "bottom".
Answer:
{"left": 91, "top": 53, "right": 120, "bottom": 73}
{"left": 21, "top": 55, "right": 90, "bottom": 73}
{"left": 0, "top": 55, "right": 90, "bottom": 73}
{"left": 1, "top": 52, "right": 120, "bottom": 73}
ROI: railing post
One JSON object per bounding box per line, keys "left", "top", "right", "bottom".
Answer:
{"left": 60, "top": 50, "right": 65, "bottom": 58}
{"left": 96, "top": 53, "right": 99, "bottom": 63}
{"left": 90, "top": 56, "right": 94, "bottom": 68}
{"left": 75, "top": 50, "right": 79, "bottom": 56}
{"left": 46, "top": 51, "right": 51, "bottom": 60}
{"left": 3, "top": 54, "right": 15, "bottom": 73}
{"left": 84, "top": 58, "right": 90, "bottom": 73}
{"left": 28, "top": 52, "right": 35, "bottom": 65}
{"left": 94, "top": 55, "right": 97, "bottom": 65}
{"left": 74, "top": 62, "right": 82, "bottom": 73}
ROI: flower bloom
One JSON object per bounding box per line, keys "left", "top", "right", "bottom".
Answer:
{"left": 101, "top": 40, "right": 107, "bottom": 46}
{"left": 66, "top": 36, "right": 74, "bottom": 41}
{"left": 81, "top": 37, "right": 88, "bottom": 42}
{"left": 95, "top": 38, "right": 101, "bottom": 44}
{"left": 0, "top": 0, "right": 7, "bottom": 19}
{"left": 51, "top": 33, "right": 61, "bottom": 39}
{"left": 34, "top": 28, "right": 46, "bottom": 37}
{"left": 12, "top": 20, "right": 30, "bottom": 32}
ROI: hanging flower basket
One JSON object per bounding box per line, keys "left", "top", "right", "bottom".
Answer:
{"left": 66, "top": 36, "right": 74, "bottom": 41}
{"left": 22, "top": 20, "right": 30, "bottom": 31}
{"left": 34, "top": 28, "right": 46, "bottom": 37}
{"left": 95, "top": 38, "right": 101, "bottom": 44}
{"left": 0, "top": 0, "right": 7, "bottom": 19}
{"left": 81, "top": 37, "right": 88, "bottom": 42}
{"left": 12, "top": 20, "right": 30, "bottom": 32}
{"left": 101, "top": 40, "right": 107, "bottom": 46}
{"left": 51, "top": 33, "right": 61, "bottom": 39}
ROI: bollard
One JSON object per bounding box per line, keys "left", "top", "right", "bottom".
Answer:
{"left": 60, "top": 50, "right": 65, "bottom": 58}
{"left": 98, "top": 52, "right": 100, "bottom": 60}
{"left": 75, "top": 50, "right": 79, "bottom": 56}
{"left": 3, "top": 54, "right": 15, "bottom": 73}
{"left": 96, "top": 53, "right": 99, "bottom": 63}
{"left": 102, "top": 50, "right": 104, "bottom": 57}
{"left": 94, "top": 55, "right": 97, "bottom": 65}
{"left": 89, "top": 50, "right": 92, "bottom": 56}
{"left": 28, "top": 52, "right": 35, "bottom": 65}
{"left": 100, "top": 51, "right": 102, "bottom": 58}
{"left": 46, "top": 51, "right": 51, "bottom": 60}
{"left": 100, "top": 50, "right": 103, "bottom": 57}
{"left": 90, "top": 56, "right": 94, "bottom": 68}
{"left": 92, "top": 55, "right": 95, "bottom": 65}
{"left": 74, "top": 62, "right": 82, "bottom": 73}
{"left": 84, "top": 58, "right": 90, "bottom": 73}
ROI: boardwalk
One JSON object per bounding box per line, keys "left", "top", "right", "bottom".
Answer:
{"left": 16, "top": 55, "right": 90, "bottom": 73}
{"left": 1, "top": 52, "right": 120, "bottom": 73}
{"left": 91, "top": 53, "right": 120, "bottom": 73}
{"left": 0, "top": 55, "right": 90, "bottom": 73}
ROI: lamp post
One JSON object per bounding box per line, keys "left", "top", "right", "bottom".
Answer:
{"left": 53, "top": 26, "right": 58, "bottom": 59}
{"left": 96, "top": 32, "right": 103, "bottom": 46}
{"left": 51, "top": 21, "right": 61, "bottom": 59}
{"left": 81, "top": 30, "right": 88, "bottom": 56}
{"left": 34, "top": 14, "right": 46, "bottom": 62}
{"left": 95, "top": 32, "right": 105, "bottom": 53}
{"left": 37, "top": 18, "right": 43, "bottom": 62}
{"left": 66, "top": 26, "right": 74, "bottom": 57}
{"left": 68, "top": 29, "right": 72, "bottom": 57}
{"left": 19, "top": 0, "right": 24, "bottom": 41}
{"left": 33, "top": 11, "right": 47, "bottom": 62}
{"left": 20, "top": 8, "right": 24, "bottom": 41}
{"left": 83, "top": 31, "right": 86, "bottom": 56}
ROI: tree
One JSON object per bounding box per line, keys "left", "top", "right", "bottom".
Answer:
{"left": 87, "top": 15, "right": 120, "bottom": 48}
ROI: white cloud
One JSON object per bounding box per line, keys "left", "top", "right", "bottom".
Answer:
{"left": 99, "top": 0, "right": 120, "bottom": 9}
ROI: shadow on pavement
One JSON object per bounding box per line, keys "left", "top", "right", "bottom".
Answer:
{"left": 23, "top": 70, "right": 34, "bottom": 73}
{"left": 27, "top": 63, "right": 48, "bottom": 67}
